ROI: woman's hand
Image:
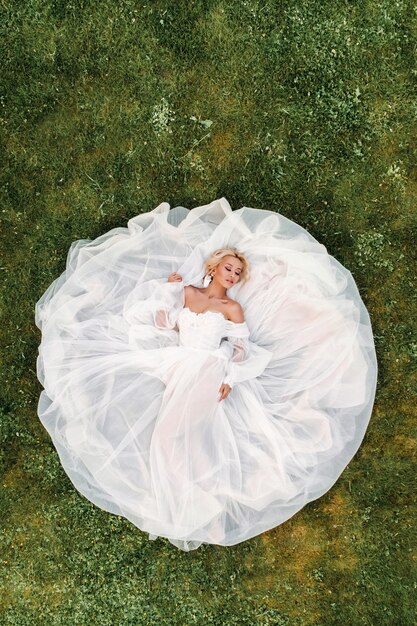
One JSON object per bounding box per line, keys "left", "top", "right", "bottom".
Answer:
{"left": 218, "top": 383, "right": 232, "bottom": 401}
{"left": 167, "top": 271, "right": 183, "bottom": 283}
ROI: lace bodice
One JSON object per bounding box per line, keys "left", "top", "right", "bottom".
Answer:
{"left": 177, "top": 307, "right": 242, "bottom": 350}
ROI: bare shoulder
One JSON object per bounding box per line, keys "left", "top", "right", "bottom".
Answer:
{"left": 184, "top": 284, "right": 199, "bottom": 306}
{"left": 226, "top": 299, "right": 244, "bottom": 323}
{"left": 184, "top": 285, "right": 199, "bottom": 298}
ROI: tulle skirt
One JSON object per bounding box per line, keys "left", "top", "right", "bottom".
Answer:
{"left": 34, "top": 197, "right": 378, "bottom": 551}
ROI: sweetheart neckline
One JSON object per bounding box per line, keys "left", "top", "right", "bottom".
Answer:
{"left": 180, "top": 307, "right": 248, "bottom": 326}
{"left": 181, "top": 306, "right": 228, "bottom": 321}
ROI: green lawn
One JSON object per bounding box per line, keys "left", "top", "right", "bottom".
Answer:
{"left": 1, "top": 1, "right": 415, "bottom": 624}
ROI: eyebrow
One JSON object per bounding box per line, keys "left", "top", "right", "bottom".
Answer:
{"left": 225, "top": 263, "right": 242, "bottom": 271}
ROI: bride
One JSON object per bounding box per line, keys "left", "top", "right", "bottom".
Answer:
{"left": 166, "top": 248, "right": 248, "bottom": 402}
{"left": 35, "top": 197, "right": 378, "bottom": 552}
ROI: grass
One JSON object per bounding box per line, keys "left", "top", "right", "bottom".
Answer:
{"left": 1, "top": 0, "right": 416, "bottom": 624}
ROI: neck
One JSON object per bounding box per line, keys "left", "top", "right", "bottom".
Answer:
{"left": 204, "top": 279, "right": 227, "bottom": 298}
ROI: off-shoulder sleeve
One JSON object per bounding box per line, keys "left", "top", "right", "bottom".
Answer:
{"left": 222, "top": 321, "right": 273, "bottom": 388}
{"left": 153, "top": 281, "right": 185, "bottom": 330}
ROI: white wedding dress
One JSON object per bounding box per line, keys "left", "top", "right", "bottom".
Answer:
{"left": 35, "top": 197, "right": 378, "bottom": 551}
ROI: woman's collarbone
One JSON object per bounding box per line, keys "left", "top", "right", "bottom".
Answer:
{"left": 185, "top": 293, "right": 231, "bottom": 314}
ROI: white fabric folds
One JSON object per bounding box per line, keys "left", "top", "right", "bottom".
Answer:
{"left": 35, "top": 197, "right": 378, "bottom": 551}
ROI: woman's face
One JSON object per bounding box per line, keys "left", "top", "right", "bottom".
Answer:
{"left": 213, "top": 255, "right": 243, "bottom": 287}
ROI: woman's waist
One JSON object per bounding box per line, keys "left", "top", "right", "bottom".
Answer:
{"left": 178, "top": 340, "right": 229, "bottom": 360}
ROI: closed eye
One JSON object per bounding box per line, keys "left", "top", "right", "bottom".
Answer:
{"left": 226, "top": 267, "right": 241, "bottom": 276}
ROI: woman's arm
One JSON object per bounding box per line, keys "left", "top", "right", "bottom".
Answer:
{"left": 218, "top": 302, "right": 246, "bottom": 399}
{"left": 154, "top": 272, "right": 184, "bottom": 329}
{"left": 221, "top": 321, "right": 273, "bottom": 391}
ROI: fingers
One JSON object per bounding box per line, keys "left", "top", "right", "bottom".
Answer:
{"left": 168, "top": 271, "right": 183, "bottom": 282}
{"left": 167, "top": 271, "right": 183, "bottom": 283}
{"left": 218, "top": 384, "right": 231, "bottom": 401}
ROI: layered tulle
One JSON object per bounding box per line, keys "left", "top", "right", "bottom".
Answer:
{"left": 35, "top": 197, "right": 378, "bottom": 551}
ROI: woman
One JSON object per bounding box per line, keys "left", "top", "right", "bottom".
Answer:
{"left": 35, "top": 197, "right": 378, "bottom": 551}
{"left": 165, "top": 248, "right": 249, "bottom": 402}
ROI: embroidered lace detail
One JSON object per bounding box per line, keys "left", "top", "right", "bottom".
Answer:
{"left": 179, "top": 306, "right": 227, "bottom": 323}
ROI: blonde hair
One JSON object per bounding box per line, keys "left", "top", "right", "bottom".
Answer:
{"left": 203, "top": 248, "right": 250, "bottom": 284}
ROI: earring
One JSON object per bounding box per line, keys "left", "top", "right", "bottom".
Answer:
{"left": 203, "top": 273, "right": 212, "bottom": 287}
